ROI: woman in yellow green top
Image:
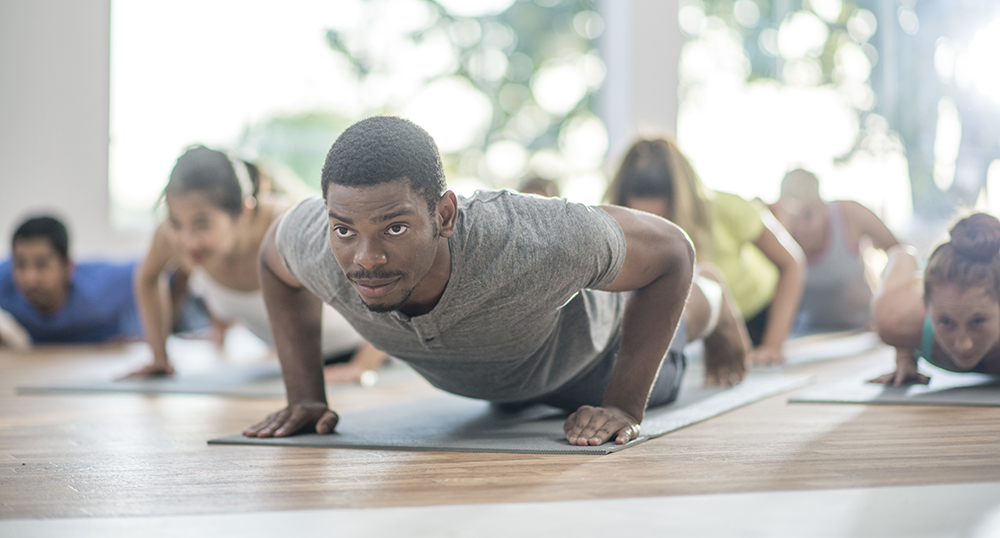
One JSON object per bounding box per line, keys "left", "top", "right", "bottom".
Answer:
{"left": 606, "top": 136, "right": 805, "bottom": 366}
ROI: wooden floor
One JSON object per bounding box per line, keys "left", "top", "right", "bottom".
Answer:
{"left": 2, "top": 339, "right": 1000, "bottom": 520}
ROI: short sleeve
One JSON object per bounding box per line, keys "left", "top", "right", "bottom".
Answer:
{"left": 715, "top": 192, "right": 765, "bottom": 242}
{"left": 275, "top": 197, "right": 326, "bottom": 283}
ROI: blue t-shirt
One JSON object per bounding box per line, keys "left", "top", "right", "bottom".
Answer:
{"left": 0, "top": 259, "right": 143, "bottom": 343}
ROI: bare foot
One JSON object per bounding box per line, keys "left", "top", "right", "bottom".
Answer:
{"left": 121, "top": 362, "right": 176, "bottom": 379}
{"left": 323, "top": 363, "right": 378, "bottom": 386}
{"left": 703, "top": 288, "right": 751, "bottom": 387}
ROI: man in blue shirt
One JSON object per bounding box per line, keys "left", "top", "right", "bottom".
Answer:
{"left": 0, "top": 216, "right": 143, "bottom": 345}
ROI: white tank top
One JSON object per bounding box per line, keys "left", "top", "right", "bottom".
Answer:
{"left": 188, "top": 266, "right": 364, "bottom": 357}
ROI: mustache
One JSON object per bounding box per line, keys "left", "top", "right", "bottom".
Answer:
{"left": 346, "top": 268, "right": 406, "bottom": 281}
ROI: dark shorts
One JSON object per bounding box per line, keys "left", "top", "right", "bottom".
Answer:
{"left": 530, "top": 319, "right": 688, "bottom": 412}
{"left": 745, "top": 303, "right": 770, "bottom": 347}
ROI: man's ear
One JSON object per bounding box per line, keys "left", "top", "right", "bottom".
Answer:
{"left": 436, "top": 191, "right": 458, "bottom": 238}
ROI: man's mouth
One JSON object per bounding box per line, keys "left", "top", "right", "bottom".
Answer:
{"left": 351, "top": 278, "right": 400, "bottom": 298}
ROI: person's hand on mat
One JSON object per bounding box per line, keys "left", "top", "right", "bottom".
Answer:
{"left": 563, "top": 405, "right": 640, "bottom": 446}
{"left": 705, "top": 361, "right": 745, "bottom": 387}
{"left": 868, "top": 348, "right": 930, "bottom": 386}
{"left": 747, "top": 345, "right": 784, "bottom": 367}
{"left": 868, "top": 369, "right": 930, "bottom": 386}
{"left": 242, "top": 402, "right": 339, "bottom": 438}
{"left": 122, "top": 362, "right": 175, "bottom": 379}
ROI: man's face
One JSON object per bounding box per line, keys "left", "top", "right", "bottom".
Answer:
{"left": 325, "top": 179, "right": 445, "bottom": 313}
{"left": 12, "top": 238, "right": 71, "bottom": 312}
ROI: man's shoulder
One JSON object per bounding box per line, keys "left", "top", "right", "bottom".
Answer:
{"left": 280, "top": 197, "right": 327, "bottom": 232}
{"left": 275, "top": 197, "right": 328, "bottom": 261}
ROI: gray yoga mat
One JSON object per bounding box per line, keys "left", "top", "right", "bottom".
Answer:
{"left": 789, "top": 365, "right": 1000, "bottom": 406}
{"left": 16, "top": 360, "right": 418, "bottom": 398}
{"left": 209, "top": 372, "right": 810, "bottom": 455}
{"left": 782, "top": 331, "right": 881, "bottom": 365}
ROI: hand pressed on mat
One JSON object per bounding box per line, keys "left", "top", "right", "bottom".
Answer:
{"left": 748, "top": 345, "right": 784, "bottom": 367}
{"left": 869, "top": 348, "right": 930, "bottom": 386}
{"left": 243, "top": 402, "right": 339, "bottom": 437}
{"left": 564, "top": 405, "right": 640, "bottom": 446}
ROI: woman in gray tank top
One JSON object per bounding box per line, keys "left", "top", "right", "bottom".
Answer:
{"left": 770, "top": 169, "right": 900, "bottom": 334}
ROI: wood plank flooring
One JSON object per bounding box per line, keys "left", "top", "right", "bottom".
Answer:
{"left": 2, "top": 340, "right": 999, "bottom": 519}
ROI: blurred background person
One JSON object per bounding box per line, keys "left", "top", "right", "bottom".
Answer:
{"left": 517, "top": 175, "right": 561, "bottom": 198}
{"left": 130, "top": 145, "right": 387, "bottom": 382}
{"left": 0, "top": 215, "right": 143, "bottom": 346}
{"left": 770, "top": 168, "right": 901, "bottom": 334}
{"left": 606, "top": 136, "right": 805, "bottom": 366}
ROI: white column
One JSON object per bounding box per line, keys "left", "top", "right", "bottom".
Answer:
{"left": 598, "top": 0, "right": 682, "bottom": 161}
{"left": 0, "top": 0, "right": 143, "bottom": 259}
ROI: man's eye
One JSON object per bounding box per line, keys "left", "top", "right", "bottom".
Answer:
{"left": 333, "top": 226, "right": 354, "bottom": 238}
{"left": 387, "top": 224, "right": 408, "bottom": 236}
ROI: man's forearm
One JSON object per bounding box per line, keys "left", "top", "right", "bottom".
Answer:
{"left": 260, "top": 261, "right": 326, "bottom": 405}
{"left": 601, "top": 258, "right": 694, "bottom": 421}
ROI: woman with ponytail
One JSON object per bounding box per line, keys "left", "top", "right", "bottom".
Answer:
{"left": 606, "top": 136, "right": 805, "bottom": 367}
{"left": 871, "top": 213, "right": 1000, "bottom": 384}
{"left": 130, "top": 145, "right": 386, "bottom": 381}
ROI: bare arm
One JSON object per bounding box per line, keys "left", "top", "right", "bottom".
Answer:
{"left": 868, "top": 246, "right": 930, "bottom": 385}
{"left": 130, "top": 225, "right": 180, "bottom": 376}
{"left": 841, "top": 200, "right": 900, "bottom": 251}
{"left": 749, "top": 212, "right": 806, "bottom": 365}
{"left": 563, "top": 205, "right": 695, "bottom": 446}
{"left": 243, "top": 217, "right": 337, "bottom": 437}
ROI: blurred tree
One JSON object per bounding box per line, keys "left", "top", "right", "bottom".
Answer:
{"left": 691, "top": 0, "right": 1000, "bottom": 217}
{"left": 238, "top": 0, "right": 608, "bottom": 197}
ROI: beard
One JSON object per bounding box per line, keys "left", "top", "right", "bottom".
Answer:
{"left": 359, "top": 285, "right": 416, "bottom": 313}
{"left": 347, "top": 267, "right": 415, "bottom": 313}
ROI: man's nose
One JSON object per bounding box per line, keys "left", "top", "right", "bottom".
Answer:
{"left": 354, "top": 238, "right": 387, "bottom": 270}
{"left": 20, "top": 267, "right": 41, "bottom": 286}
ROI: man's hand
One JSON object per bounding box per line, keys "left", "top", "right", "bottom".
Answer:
{"left": 748, "top": 345, "right": 784, "bottom": 367}
{"left": 242, "top": 402, "right": 339, "bottom": 438}
{"left": 564, "top": 405, "right": 640, "bottom": 446}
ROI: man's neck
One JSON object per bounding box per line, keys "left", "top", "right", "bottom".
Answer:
{"left": 399, "top": 236, "right": 452, "bottom": 317}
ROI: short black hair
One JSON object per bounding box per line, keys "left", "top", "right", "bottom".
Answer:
{"left": 12, "top": 216, "right": 69, "bottom": 260}
{"left": 321, "top": 116, "right": 446, "bottom": 214}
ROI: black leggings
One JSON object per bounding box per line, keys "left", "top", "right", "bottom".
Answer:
{"left": 744, "top": 303, "right": 770, "bottom": 347}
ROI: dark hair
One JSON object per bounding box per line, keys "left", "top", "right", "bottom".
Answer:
{"left": 604, "top": 136, "right": 713, "bottom": 256}
{"left": 163, "top": 145, "right": 260, "bottom": 219}
{"left": 321, "top": 116, "right": 446, "bottom": 214}
{"left": 12, "top": 216, "right": 69, "bottom": 261}
{"left": 925, "top": 212, "right": 1000, "bottom": 302}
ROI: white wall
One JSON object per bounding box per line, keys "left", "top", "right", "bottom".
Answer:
{"left": 599, "top": 0, "right": 681, "bottom": 161}
{"left": 0, "top": 0, "right": 145, "bottom": 260}
{"left": 0, "top": 0, "right": 681, "bottom": 259}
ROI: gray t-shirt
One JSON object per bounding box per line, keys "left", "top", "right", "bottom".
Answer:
{"left": 276, "top": 190, "right": 627, "bottom": 402}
